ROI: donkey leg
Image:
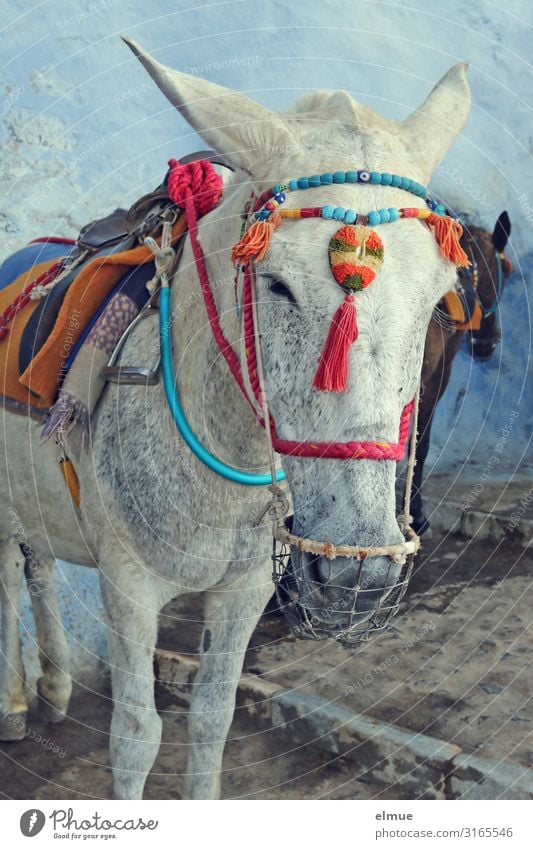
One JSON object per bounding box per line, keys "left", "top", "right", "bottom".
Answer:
{"left": 185, "top": 567, "right": 272, "bottom": 800}
{"left": 99, "top": 566, "right": 162, "bottom": 800}
{"left": 414, "top": 337, "right": 461, "bottom": 535}
{"left": 412, "top": 405, "right": 434, "bottom": 536}
{"left": 0, "top": 535, "right": 28, "bottom": 740}
{"left": 25, "top": 556, "right": 72, "bottom": 723}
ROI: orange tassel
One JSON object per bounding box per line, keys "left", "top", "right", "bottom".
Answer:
{"left": 231, "top": 212, "right": 281, "bottom": 264}
{"left": 59, "top": 457, "right": 80, "bottom": 509}
{"left": 427, "top": 214, "right": 470, "bottom": 267}
{"left": 313, "top": 294, "right": 358, "bottom": 392}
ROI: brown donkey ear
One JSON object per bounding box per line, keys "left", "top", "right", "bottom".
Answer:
{"left": 493, "top": 211, "right": 511, "bottom": 253}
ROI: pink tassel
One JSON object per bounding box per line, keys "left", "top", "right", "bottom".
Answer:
{"left": 313, "top": 294, "right": 358, "bottom": 392}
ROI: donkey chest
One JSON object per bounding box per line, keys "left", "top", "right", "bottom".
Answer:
{"left": 83, "top": 387, "right": 268, "bottom": 581}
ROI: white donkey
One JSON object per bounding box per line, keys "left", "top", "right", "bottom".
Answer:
{"left": 0, "top": 41, "right": 470, "bottom": 799}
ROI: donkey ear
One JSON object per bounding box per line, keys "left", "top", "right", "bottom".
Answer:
{"left": 401, "top": 64, "right": 471, "bottom": 179}
{"left": 493, "top": 211, "right": 511, "bottom": 252}
{"left": 122, "top": 37, "right": 293, "bottom": 174}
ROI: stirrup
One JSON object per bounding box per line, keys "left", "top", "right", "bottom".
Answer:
{"left": 101, "top": 298, "right": 161, "bottom": 386}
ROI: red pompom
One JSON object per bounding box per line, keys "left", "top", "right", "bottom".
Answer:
{"left": 167, "top": 159, "right": 223, "bottom": 218}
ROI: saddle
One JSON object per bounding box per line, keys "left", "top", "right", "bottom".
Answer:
{"left": 0, "top": 181, "right": 186, "bottom": 417}
{"left": 0, "top": 150, "right": 233, "bottom": 419}
{"left": 441, "top": 288, "right": 482, "bottom": 331}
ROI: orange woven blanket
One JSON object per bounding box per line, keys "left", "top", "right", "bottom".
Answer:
{"left": 1, "top": 218, "right": 187, "bottom": 414}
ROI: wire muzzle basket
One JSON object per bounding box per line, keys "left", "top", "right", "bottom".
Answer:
{"left": 272, "top": 538, "right": 416, "bottom": 649}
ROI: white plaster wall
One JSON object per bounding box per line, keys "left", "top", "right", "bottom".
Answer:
{"left": 1, "top": 0, "right": 531, "bottom": 683}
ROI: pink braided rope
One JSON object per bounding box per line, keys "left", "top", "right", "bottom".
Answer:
{"left": 185, "top": 195, "right": 250, "bottom": 401}
{"left": 169, "top": 160, "right": 254, "bottom": 408}
{"left": 271, "top": 401, "right": 413, "bottom": 461}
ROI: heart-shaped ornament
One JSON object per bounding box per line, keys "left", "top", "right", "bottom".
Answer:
{"left": 328, "top": 224, "right": 384, "bottom": 291}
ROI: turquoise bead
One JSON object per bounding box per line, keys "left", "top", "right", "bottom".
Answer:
{"left": 381, "top": 173, "right": 392, "bottom": 185}
{"left": 322, "top": 204, "right": 335, "bottom": 219}
{"left": 289, "top": 179, "right": 299, "bottom": 191}
{"left": 333, "top": 206, "right": 345, "bottom": 220}
{"left": 388, "top": 207, "right": 400, "bottom": 222}
{"left": 345, "top": 170, "right": 358, "bottom": 183}
{"left": 401, "top": 177, "right": 411, "bottom": 190}
{"left": 257, "top": 210, "right": 269, "bottom": 221}
{"left": 321, "top": 172, "right": 334, "bottom": 184}
{"left": 333, "top": 171, "right": 346, "bottom": 183}
{"left": 378, "top": 208, "right": 390, "bottom": 223}
{"left": 309, "top": 174, "right": 321, "bottom": 188}
{"left": 391, "top": 174, "right": 402, "bottom": 187}
{"left": 368, "top": 210, "right": 380, "bottom": 226}
{"left": 344, "top": 209, "right": 356, "bottom": 224}
{"left": 435, "top": 204, "right": 446, "bottom": 216}
{"left": 370, "top": 171, "right": 382, "bottom": 184}
{"left": 297, "top": 178, "right": 309, "bottom": 189}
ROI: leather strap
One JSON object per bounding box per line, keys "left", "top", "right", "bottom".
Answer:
{"left": 178, "top": 149, "right": 236, "bottom": 172}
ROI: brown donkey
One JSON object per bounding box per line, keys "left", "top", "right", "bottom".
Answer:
{"left": 411, "top": 211, "right": 512, "bottom": 535}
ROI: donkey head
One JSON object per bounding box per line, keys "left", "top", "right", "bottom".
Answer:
{"left": 125, "top": 39, "right": 471, "bottom": 637}
{"left": 466, "top": 211, "right": 512, "bottom": 362}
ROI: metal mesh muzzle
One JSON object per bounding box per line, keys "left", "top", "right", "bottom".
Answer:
{"left": 272, "top": 537, "right": 416, "bottom": 649}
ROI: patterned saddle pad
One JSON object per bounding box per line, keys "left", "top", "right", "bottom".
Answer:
{"left": 0, "top": 218, "right": 186, "bottom": 419}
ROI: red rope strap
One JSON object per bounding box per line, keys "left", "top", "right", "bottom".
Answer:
{"left": 29, "top": 237, "right": 76, "bottom": 245}
{"left": 0, "top": 260, "right": 64, "bottom": 340}
{"left": 169, "top": 159, "right": 260, "bottom": 413}
{"left": 271, "top": 401, "right": 413, "bottom": 461}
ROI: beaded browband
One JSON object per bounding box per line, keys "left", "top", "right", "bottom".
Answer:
{"left": 232, "top": 167, "right": 470, "bottom": 393}
{"left": 251, "top": 168, "right": 447, "bottom": 227}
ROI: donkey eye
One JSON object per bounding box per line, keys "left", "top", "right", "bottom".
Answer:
{"left": 263, "top": 275, "right": 297, "bottom": 304}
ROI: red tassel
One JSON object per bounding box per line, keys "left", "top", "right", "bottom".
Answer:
{"left": 313, "top": 294, "right": 358, "bottom": 392}
{"left": 427, "top": 214, "right": 471, "bottom": 268}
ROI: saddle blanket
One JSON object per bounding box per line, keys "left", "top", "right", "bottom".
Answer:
{"left": 441, "top": 286, "right": 482, "bottom": 331}
{"left": 0, "top": 218, "right": 187, "bottom": 425}
{"left": 0, "top": 241, "right": 68, "bottom": 416}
